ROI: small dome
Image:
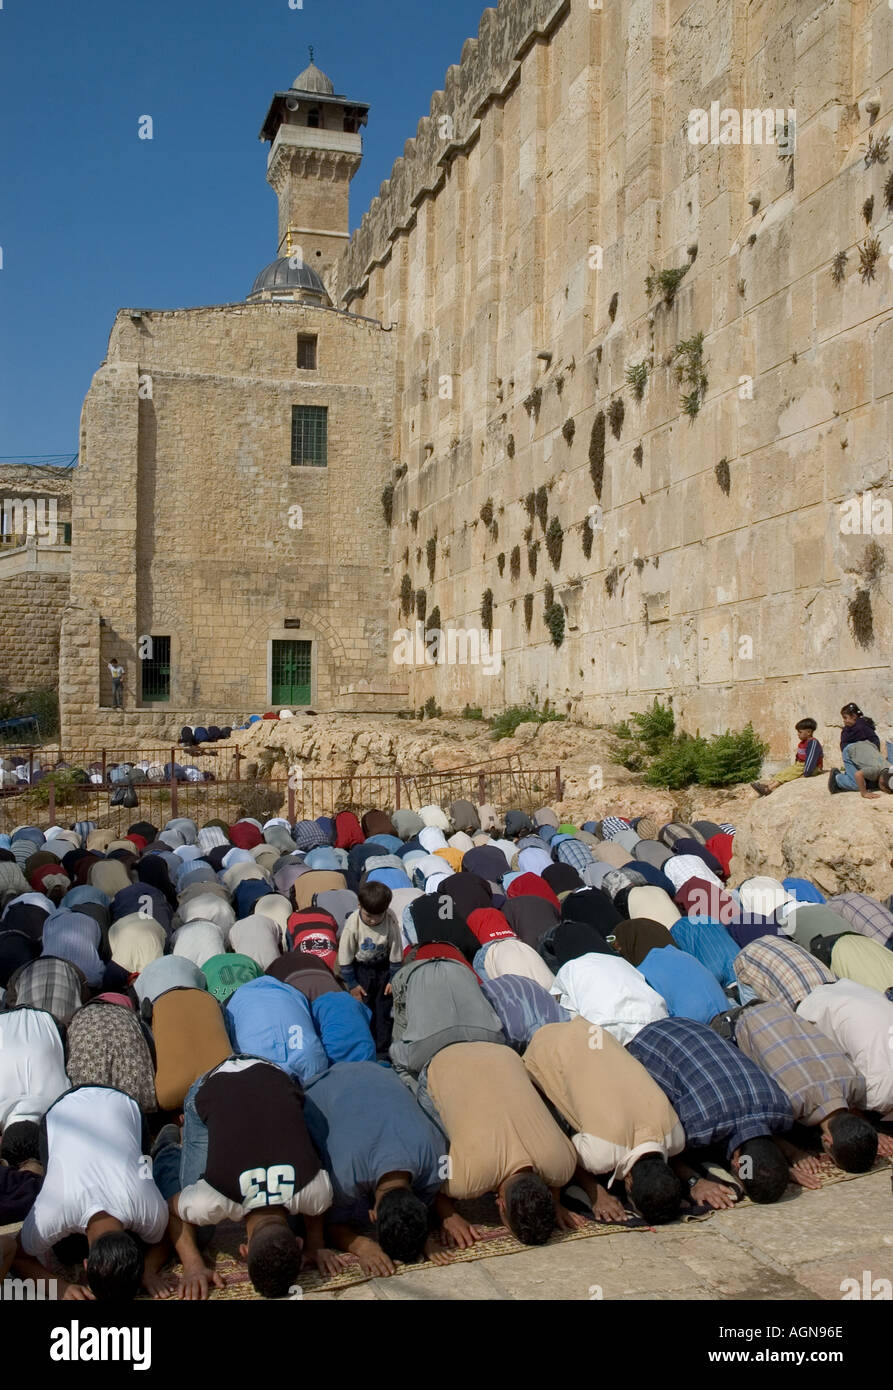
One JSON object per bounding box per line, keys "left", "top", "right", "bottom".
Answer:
{"left": 247, "top": 257, "right": 330, "bottom": 304}
{"left": 292, "top": 61, "right": 335, "bottom": 96}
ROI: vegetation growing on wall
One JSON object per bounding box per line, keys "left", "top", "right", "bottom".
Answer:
{"left": 544, "top": 603, "right": 565, "bottom": 647}
{"left": 510, "top": 545, "right": 521, "bottom": 581}
{"left": 381, "top": 483, "right": 395, "bottom": 526}
{"left": 535, "top": 485, "right": 549, "bottom": 531}
{"left": 426, "top": 535, "right": 437, "bottom": 582}
{"left": 523, "top": 593, "right": 534, "bottom": 630}
{"left": 674, "top": 332, "right": 708, "bottom": 418}
{"left": 830, "top": 250, "right": 848, "bottom": 285}
{"left": 625, "top": 361, "right": 649, "bottom": 402}
{"left": 715, "top": 457, "right": 731, "bottom": 494}
{"left": 858, "top": 236, "right": 882, "bottom": 283}
{"left": 645, "top": 264, "right": 689, "bottom": 307}
{"left": 581, "top": 514, "right": 594, "bottom": 559}
{"left": 607, "top": 396, "right": 625, "bottom": 439}
{"left": 400, "top": 573, "right": 413, "bottom": 617}
{"left": 864, "top": 133, "right": 889, "bottom": 167}
{"left": 481, "top": 588, "right": 494, "bottom": 633}
{"left": 546, "top": 516, "right": 563, "bottom": 568}
{"left": 589, "top": 411, "right": 606, "bottom": 498}
{"left": 562, "top": 417, "right": 575, "bottom": 444}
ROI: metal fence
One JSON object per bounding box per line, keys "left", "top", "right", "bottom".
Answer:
{"left": 0, "top": 746, "right": 562, "bottom": 835}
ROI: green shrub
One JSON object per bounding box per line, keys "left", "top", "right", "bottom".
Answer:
{"left": 695, "top": 725, "right": 768, "bottom": 786}
{"left": 461, "top": 705, "right": 484, "bottom": 721}
{"left": 418, "top": 696, "right": 443, "bottom": 721}
{"left": 630, "top": 697, "right": 675, "bottom": 749}
{"left": 381, "top": 483, "right": 395, "bottom": 526}
{"left": 643, "top": 732, "right": 708, "bottom": 788}
{"left": 490, "top": 704, "right": 566, "bottom": 741}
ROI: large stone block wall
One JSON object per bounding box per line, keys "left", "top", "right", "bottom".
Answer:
{"left": 0, "top": 465, "right": 72, "bottom": 693}
{"left": 333, "top": 0, "right": 893, "bottom": 757}
{"left": 60, "top": 302, "right": 395, "bottom": 743}
{"left": 0, "top": 569, "right": 70, "bottom": 693}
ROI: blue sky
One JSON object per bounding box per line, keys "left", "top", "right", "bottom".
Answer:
{"left": 0, "top": 0, "right": 487, "bottom": 457}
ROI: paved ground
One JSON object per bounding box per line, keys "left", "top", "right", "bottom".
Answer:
{"left": 4, "top": 1167, "right": 890, "bottom": 1301}
{"left": 302, "top": 1167, "right": 893, "bottom": 1301}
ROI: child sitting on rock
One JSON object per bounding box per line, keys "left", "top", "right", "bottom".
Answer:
{"left": 828, "top": 704, "right": 891, "bottom": 799}
{"left": 752, "top": 718, "right": 823, "bottom": 796}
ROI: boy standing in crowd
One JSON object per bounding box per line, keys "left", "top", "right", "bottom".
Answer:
{"left": 338, "top": 881, "right": 403, "bottom": 1057}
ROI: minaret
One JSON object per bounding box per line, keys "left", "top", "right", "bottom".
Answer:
{"left": 259, "top": 48, "right": 369, "bottom": 291}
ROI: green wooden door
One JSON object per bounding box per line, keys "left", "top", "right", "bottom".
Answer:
{"left": 271, "top": 640, "right": 312, "bottom": 705}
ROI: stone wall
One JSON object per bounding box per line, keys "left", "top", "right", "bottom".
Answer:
{"left": 60, "top": 301, "right": 396, "bottom": 744}
{"left": 0, "top": 465, "right": 72, "bottom": 693}
{"left": 332, "top": 0, "right": 893, "bottom": 758}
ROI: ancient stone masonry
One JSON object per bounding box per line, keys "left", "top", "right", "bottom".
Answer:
{"left": 331, "top": 0, "right": 893, "bottom": 756}
{"left": 56, "top": 4, "right": 893, "bottom": 754}
{"left": 0, "top": 465, "right": 72, "bottom": 693}
{"left": 60, "top": 304, "right": 396, "bottom": 743}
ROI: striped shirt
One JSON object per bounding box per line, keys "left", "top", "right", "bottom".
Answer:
{"left": 600, "top": 817, "right": 631, "bottom": 841}
{"left": 479, "top": 974, "right": 571, "bottom": 1051}
{"left": 671, "top": 916, "right": 740, "bottom": 990}
{"left": 733, "top": 1001, "right": 865, "bottom": 1126}
{"left": 825, "top": 894, "right": 893, "bottom": 949}
{"left": 627, "top": 1017, "right": 793, "bottom": 1156}
{"left": 734, "top": 936, "right": 835, "bottom": 1012}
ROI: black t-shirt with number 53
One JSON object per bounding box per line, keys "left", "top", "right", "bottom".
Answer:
{"left": 196, "top": 1059, "right": 323, "bottom": 1207}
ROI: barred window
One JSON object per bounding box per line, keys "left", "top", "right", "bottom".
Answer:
{"left": 297, "top": 334, "right": 317, "bottom": 370}
{"left": 291, "top": 405, "right": 327, "bottom": 467}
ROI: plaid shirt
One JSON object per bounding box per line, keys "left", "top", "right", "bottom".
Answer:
{"left": 671, "top": 917, "right": 740, "bottom": 990}
{"left": 292, "top": 820, "right": 330, "bottom": 851}
{"left": 554, "top": 838, "right": 594, "bottom": 873}
{"left": 6, "top": 956, "right": 88, "bottom": 1026}
{"left": 627, "top": 1017, "right": 793, "bottom": 1156}
{"left": 734, "top": 936, "right": 834, "bottom": 1011}
{"left": 600, "top": 817, "right": 631, "bottom": 841}
{"left": 825, "top": 893, "right": 893, "bottom": 948}
{"left": 733, "top": 1001, "right": 866, "bottom": 1125}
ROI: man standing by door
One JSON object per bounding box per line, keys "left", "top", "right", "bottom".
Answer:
{"left": 108, "top": 657, "right": 125, "bottom": 710}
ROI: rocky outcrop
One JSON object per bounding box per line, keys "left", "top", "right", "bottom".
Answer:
{"left": 729, "top": 776, "right": 893, "bottom": 899}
